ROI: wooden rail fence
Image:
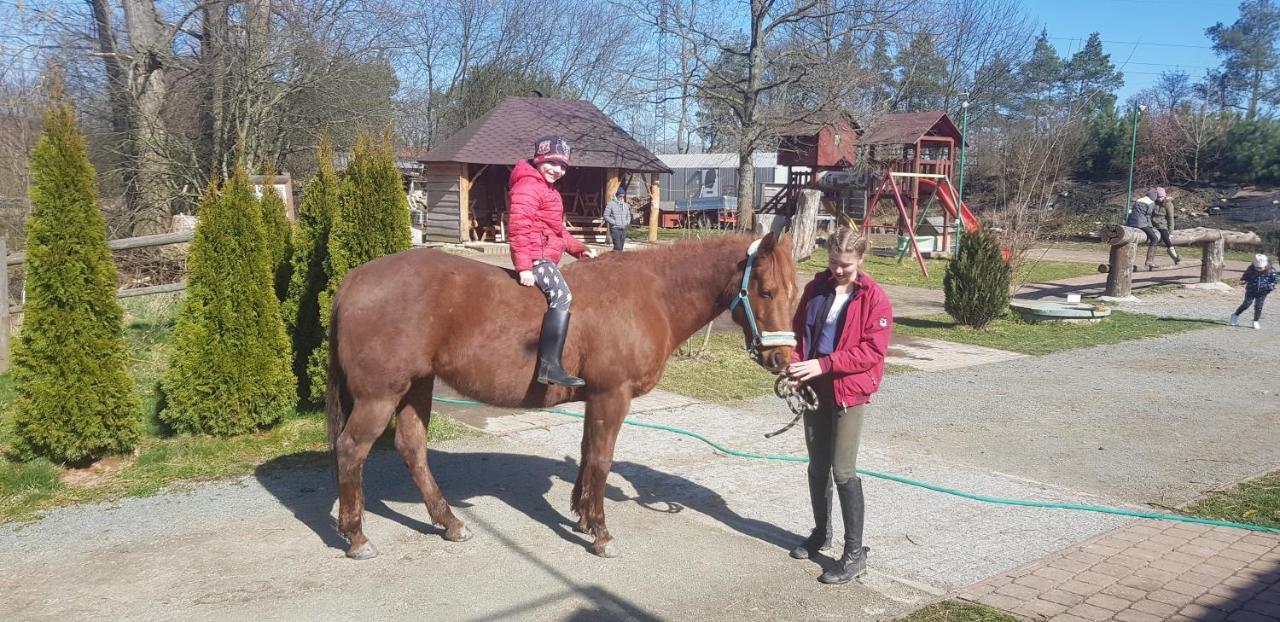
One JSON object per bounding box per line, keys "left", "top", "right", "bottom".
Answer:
{"left": 0, "top": 230, "right": 195, "bottom": 373}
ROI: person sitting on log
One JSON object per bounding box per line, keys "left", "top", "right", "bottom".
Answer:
{"left": 1150, "top": 187, "right": 1180, "bottom": 266}
{"left": 1126, "top": 187, "right": 1166, "bottom": 270}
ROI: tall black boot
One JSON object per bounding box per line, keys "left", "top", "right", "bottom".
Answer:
{"left": 819, "top": 478, "right": 868, "bottom": 584}
{"left": 790, "top": 472, "right": 833, "bottom": 559}
{"left": 536, "top": 308, "right": 586, "bottom": 388}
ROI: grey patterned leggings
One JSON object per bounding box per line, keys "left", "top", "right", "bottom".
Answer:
{"left": 532, "top": 259, "right": 572, "bottom": 310}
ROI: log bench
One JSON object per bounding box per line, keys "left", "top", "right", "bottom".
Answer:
{"left": 1097, "top": 225, "right": 1262, "bottom": 297}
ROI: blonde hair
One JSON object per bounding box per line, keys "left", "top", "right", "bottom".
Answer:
{"left": 825, "top": 226, "right": 868, "bottom": 257}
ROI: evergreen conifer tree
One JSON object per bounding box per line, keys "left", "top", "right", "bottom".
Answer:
{"left": 283, "top": 139, "right": 339, "bottom": 402}
{"left": 11, "top": 95, "right": 143, "bottom": 463}
{"left": 257, "top": 167, "right": 293, "bottom": 301}
{"left": 159, "top": 167, "right": 295, "bottom": 435}
{"left": 306, "top": 131, "right": 412, "bottom": 400}
{"left": 943, "top": 228, "right": 1011, "bottom": 329}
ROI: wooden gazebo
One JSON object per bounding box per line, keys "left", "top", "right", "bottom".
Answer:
{"left": 418, "top": 97, "right": 671, "bottom": 243}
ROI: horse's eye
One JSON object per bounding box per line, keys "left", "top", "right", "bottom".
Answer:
{"left": 761, "top": 288, "right": 773, "bottom": 299}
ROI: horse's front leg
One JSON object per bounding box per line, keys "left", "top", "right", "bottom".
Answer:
{"left": 572, "top": 390, "right": 630, "bottom": 558}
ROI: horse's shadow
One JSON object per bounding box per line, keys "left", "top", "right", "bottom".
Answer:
{"left": 254, "top": 448, "right": 799, "bottom": 554}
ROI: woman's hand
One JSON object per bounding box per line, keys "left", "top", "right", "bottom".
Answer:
{"left": 519, "top": 270, "right": 535, "bottom": 286}
{"left": 582, "top": 248, "right": 597, "bottom": 259}
{"left": 787, "top": 360, "right": 824, "bottom": 382}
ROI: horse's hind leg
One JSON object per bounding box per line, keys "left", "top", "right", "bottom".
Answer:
{"left": 396, "top": 377, "right": 471, "bottom": 543}
{"left": 572, "top": 389, "right": 630, "bottom": 558}
{"left": 336, "top": 397, "right": 396, "bottom": 560}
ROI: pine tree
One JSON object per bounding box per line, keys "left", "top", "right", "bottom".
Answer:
{"left": 943, "top": 228, "right": 1011, "bottom": 329}
{"left": 159, "top": 167, "right": 295, "bottom": 435}
{"left": 306, "top": 131, "right": 412, "bottom": 400}
{"left": 1064, "top": 33, "right": 1124, "bottom": 117}
{"left": 867, "top": 31, "right": 895, "bottom": 109}
{"left": 283, "top": 139, "right": 339, "bottom": 402}
{"left": 10, "top": 95, "right": 143, "bottom": 464}
{"left": 893, "top": 31, "right": 947, "bottom": 112}
{"left": 1206, "top": 0, "right": 1280, "bottom": 121}
{"left": 257, "top": 167, "right": 293, "bottom": 301}
{"left": 1016, "top": 30, "right": 1065, "bottom": 124}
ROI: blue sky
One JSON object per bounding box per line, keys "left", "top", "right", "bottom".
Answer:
{"left": 1018, "top": 0, "right": 1242, "bottom": 100}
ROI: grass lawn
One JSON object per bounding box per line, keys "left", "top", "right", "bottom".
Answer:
{"left": 658, "top": 331, "right": 914, "bottom": 403}
{"left": 0, "top": 294, "right": 473, "bottom": 522}
{"left": 897, "top": 601, "right": 1019, "bottom": 622}
{"left": 1184, "top": 471, "right": 1280, "bottom": 530}
{"left": 797, "top": 248, "right": 1098, "bottom": 290}
{"left": 894, "top": 311, "right": 1216, "bottom": 356}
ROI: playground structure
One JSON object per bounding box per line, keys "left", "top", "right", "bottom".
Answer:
{"left": 763, "top": 111, "right": 983, "bottom": 277}
{"left": 1097, "top": 224, "right": 1262, "bottom": 298}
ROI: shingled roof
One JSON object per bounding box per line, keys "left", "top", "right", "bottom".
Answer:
{"left": 421, "top": 97, "right": 671, "bottom": 173}
{"left": 861, "top": 111, "right": 962, "bottom": 146}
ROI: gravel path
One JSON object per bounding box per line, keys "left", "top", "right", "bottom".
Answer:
{"left": 738, "top": 320, "right": 1278, "bottom": 510}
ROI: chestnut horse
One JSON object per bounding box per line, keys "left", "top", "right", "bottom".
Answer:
{"left": 326, "top": 233, "right": 797, "bottom": 559}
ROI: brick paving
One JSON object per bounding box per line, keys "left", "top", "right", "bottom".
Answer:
{"left": 957, "top": 521, "right": 1280, "bottom": 621}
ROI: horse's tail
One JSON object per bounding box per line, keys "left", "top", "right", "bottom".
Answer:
{"left": 324, "top": 309, "right": 347, "bottom": 458}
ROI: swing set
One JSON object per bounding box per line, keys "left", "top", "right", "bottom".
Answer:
{"left": 861, "top": 171, "right": 974, "bottom": 278}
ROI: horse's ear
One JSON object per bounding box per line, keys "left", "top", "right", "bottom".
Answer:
{"left": 757, "top": 232, "right": 792, "bottom": 256}
{"left": 778, "top": 232, "right": 794, "bottom": 255}
{"left": 758, "top": 232, "right": 777, "bottom": 255}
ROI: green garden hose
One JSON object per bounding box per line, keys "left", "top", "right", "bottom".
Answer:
{"left": 432, "top": 397, "right": 1280, "bottom": 535}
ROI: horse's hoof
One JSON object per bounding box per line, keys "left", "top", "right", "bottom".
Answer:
{"left": 592, "top": 541, "right": 620, "bottom": 558}
{"left": 444, "top": 525, "right": 472, "bottom": 542}
{"left": 346, "top": 542, "right": 378, "bottom": 560}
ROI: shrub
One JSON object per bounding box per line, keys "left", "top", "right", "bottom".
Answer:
{"left": 943, "top": 228, "right": 1011, "bottom": 329}
{"left": 159, "top": 168, "right": 295, "bottom": 435}
{"left": 10, "top": 97, "right": 142, "bottom": 464}
{"left": 306, "top": 132, "right": 412, "bottom": 398}
{"left": 283, "top": 140, "right": 338, "bottom": 402}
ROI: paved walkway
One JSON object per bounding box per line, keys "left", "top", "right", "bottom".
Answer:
{"left": 958, "top": 522, "right": 1280, "bottom": 622}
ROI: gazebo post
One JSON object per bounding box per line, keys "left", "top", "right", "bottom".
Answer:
{"left": 605, "top": 168, "right": 621, "bottom": 202}
{"left": 648, "top": 173, "right": 661, "bottom": 243}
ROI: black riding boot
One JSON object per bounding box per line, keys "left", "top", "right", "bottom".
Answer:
{"left": 790, "top": 472, "right": 833, "bottom": 559}
{"left": 819, "top": 478, "right": 868, "bottom": 584}
{"left": 536, "top": 308, "right": 585, "bottom": 388}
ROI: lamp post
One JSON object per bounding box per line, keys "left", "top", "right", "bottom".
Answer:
{"left": 958, "top": 96, "right": 970, "bottom": 204}
{"left": 955, "top": 95, "right": 970, "bottom": 256}
{"left": 1124, "top": 104, "right": 1146, "bottom": 221}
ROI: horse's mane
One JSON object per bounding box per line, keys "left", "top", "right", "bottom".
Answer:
{"left": 568, "top": 234, "right": 752, "bottom": 276}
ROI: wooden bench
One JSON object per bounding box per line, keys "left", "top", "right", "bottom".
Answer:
{"left": 1097, "top": 225, "right": 1262, "bottom": 297}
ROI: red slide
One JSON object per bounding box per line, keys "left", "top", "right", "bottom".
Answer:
{"left": 917, "top": 177, "right": 1011, "bottom": 261}
{"left": 918, "top": 177, "right": 978, "bottom": 234}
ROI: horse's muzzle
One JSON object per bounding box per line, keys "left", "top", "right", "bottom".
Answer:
{"left": 760, "top": 348, "right": 791, "bottom": 373}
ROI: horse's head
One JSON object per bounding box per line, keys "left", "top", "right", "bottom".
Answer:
{"left": 728, "top": 232, "right": 798, "bottom": 374}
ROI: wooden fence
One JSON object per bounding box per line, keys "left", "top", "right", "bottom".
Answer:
{"left": 0, "top": 230, "right": 195, "bottom": 373}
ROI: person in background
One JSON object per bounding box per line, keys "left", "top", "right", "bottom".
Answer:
{"left": 1150, "top": 187, "right": 1180, "bottom": 266}
{"left": 1231, "top": 254, "right": 1278, "bottom": 330}
{"left": 603, "top": 187, "right": 632, "bottom": 252}
{"left": 1127, "top": 188, "right": 1165, "bottom": 271}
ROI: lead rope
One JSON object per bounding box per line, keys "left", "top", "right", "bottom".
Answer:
{"left": 765, "top": 374, "right": 819, "bottom": 438}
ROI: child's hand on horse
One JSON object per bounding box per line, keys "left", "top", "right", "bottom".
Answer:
{"left": 582, "top": 249, "right": 597, "bottom": 259}
{"left": 787, "top": 360, "right": 824, "bottom": 382}
{"left": 519, "top": 270, "right": 535, "bottom": 286}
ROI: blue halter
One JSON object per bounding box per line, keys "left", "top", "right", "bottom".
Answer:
{"left": 728, "top": 239, "right": 797, "bottom": 353}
